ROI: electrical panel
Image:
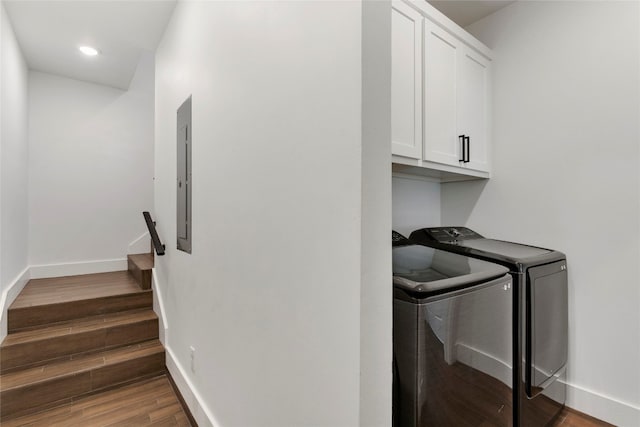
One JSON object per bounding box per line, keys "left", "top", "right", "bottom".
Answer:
{"left": 177, "top": 96, "right": 192, "bottom": 253}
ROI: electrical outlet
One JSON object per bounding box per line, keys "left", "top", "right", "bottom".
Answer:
{"left": 190, "top": 346, "right": 196, "bottom": 373}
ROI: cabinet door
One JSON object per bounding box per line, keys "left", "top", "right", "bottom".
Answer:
{"left": 423, "top": 19, "right": 461, "bottom": 166}
{"left": 457, "top": 46, "right": 490, "bottom": 172}
{"left": 391, "top": 1, "right": 423, "bottom": 159}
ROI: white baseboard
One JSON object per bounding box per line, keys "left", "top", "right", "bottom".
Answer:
{"left": 0, "top": 267, "right": 30, "bottom": 342}
{"left": 566, "top": 382, "right": 640, "bottom": 427}
{"left": 166, "top": 347, "right": 219, "bottom": 427}
{"left": 151, "top": 268, "right": 168, "bottom": 345}
{"left": 30, "top": 258, "right": 127, "bottom": 279}
{"left": 153, "top": 269, "right": 218, "bottom": 427}
{"left": 128, "top": 232, "right": 151, "bottom": 255}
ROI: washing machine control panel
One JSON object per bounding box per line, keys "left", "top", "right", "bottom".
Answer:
{"left": 392, "top": 230, "right": 412, "bottom": 247}
{"left": 412, "top": 227, "right": 483, "bottom": 243}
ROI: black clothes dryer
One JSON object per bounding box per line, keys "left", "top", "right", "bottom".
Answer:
{"left": 409, "top": 227, "right": 568, "bottom": 427}
{"left": 392, "top": 231, "right": 514, "bottom": 426}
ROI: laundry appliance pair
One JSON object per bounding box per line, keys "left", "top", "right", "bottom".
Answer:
{"left": 393, "top": 227, "right": 567, "bottom": 427}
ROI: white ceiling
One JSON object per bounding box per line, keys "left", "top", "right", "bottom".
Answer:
{"left": 4, "top": 0, "right": 177, "bottom": 90}
{"left": 428, "top": 0, "right": 515, "bottom": 28}
{"left": 4, "top": 0, "right": 511, "bottom": 90}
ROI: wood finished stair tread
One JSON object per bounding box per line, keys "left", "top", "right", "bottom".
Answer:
{"left": 2, "top": 309, "right": 157, "bottom": 346}
{"left": 0, "top": 340, "right": 164, "bottom": 392}
{"left": 8, "top": 274, "right": 153, "bottom": 332}
{"left": 1, "top": 309, "right": 159, "bottom": 373}
{"left": 0, "top": 338, "right": 166, "bottom": 420}
{"left": 0, "top": 268, "right": 193, "bottom": 423}
{"left": 10, "top": 271, "right": 145, "bottom": 309}
{"left": 128, "top": 253, "right": 154, "bottom": 271}
{"left": 128, "top": 253, "right": 153, "bottom": 290}
{"left": 0, "top": 376, "right": 192, "bottom": 427}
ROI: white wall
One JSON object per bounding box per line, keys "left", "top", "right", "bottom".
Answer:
{"left": 0, "top": 2, "right": 29, "bottom": 292}
{"left": 442, "top": 2, "right": 640, "bottom": 425}
{"left": 28, "top": 53, "right": 154, "bottom": 267}
{"left": 154, "top": 1, "right": 390, "bottom": 426}
{"left": 0, "top": 1, "right": 29, "bottom": 343}
{"left": 392, "top": 176, "right": 440, "bottom": 236}
{"left": 360, "top": 1, "right": 392, "bottom": 425}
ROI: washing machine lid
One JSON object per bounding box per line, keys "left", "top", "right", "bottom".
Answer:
{"left": 449, "top": 239, "right": 564, "bottom": 268}
{"left": 393, "top": 245, "right": 509, "bottom": 297}
{"left": 456, "top": 239, "right": 551, "bottom": 258}
{"left": 409, "top": 228, "right": 566, "bottom": 270}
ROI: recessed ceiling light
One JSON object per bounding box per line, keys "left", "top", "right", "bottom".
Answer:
{"left": 79, "top": 46, "right": 99, "bottom": 56}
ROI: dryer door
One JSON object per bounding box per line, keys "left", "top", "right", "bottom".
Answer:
{"left": 525, "top": 261, "right": 568, "bottom": 397}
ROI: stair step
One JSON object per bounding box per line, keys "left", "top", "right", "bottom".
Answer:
{"left": 128, "top": 253, "right": 154, "bottom": 290}
{"left": 1, "top": 309, "right": 159, "bottom": 373}
{"left": 8, "top": 271, "right": 152, "bottom": 332}
{"left": 0, "top": 376, "right": 192, "bottom": 427}
{"left": 0, "top": 340, "right": 165, "bottom": 420}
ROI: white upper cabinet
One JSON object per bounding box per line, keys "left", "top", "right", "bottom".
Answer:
{"left": 423, "top": 19, "right": 460, "bottom": 166}
{"left": 391, "top": 0, "right": 492, "bottom": 181}
{"left": 457, "top": 46, "right": 491, "bottom": 172}
{"left": 391, "top": 1, "right": 423, "bottom": 160}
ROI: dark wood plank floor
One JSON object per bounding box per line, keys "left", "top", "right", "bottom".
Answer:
{"left": 1, "top": 368, "right": 610, "bottom": 427}
{"left": 1, "top": 375, "right": 192, "bottom": 426}
{"left": 551, "top": 407, "right": 615, "bottom": 427}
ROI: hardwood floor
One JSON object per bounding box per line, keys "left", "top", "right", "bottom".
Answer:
{"left": 551, "top": 407, "right": 615, "bottom": 427}
{"left": 1, "top": 372, "right": 603, "bottom": 427}
{"left": 1, "top": 375, "right": 192, "bottom": 426}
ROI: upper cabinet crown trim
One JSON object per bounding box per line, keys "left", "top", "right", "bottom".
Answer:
{"left": 402, "top": 0, "right": 493, "bottom": 60}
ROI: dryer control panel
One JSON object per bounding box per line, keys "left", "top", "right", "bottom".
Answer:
{"left": 411, "top": 227, "right": 483, "bottom": 243}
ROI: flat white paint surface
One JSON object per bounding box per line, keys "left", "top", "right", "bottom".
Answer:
{"left": 28, "top": 55, "right": 154, "bottom": 266}
{"left": 392, "top": 176, "right": 441, "bottom": 236}
{"left": 4, "top": 0, "right": 175, "bottom": 89}
{"left": 360, "top": 1, "right": 393, "bottom": 425}
{"left": 0, "top": 2, "right": 29, "bottom": 294}
{"left": 128, "top": 231, "right": 150, "bottom": 255}
{"left": 154, "top": 2, "right": 363, "bottom": 426}
{"left": 443, "top": 2, "right": 640, "bottom": 425}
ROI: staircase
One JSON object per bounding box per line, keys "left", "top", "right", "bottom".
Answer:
{"left": 0, "top": 253, "right": 173, "bottom": 423}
